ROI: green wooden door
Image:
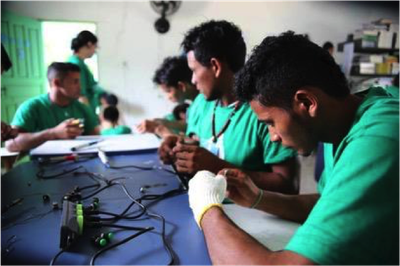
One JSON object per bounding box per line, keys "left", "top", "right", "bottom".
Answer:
{"left": 1, "top": 10, "right": 46, "bottom": 124}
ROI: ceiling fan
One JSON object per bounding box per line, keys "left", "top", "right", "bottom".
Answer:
{"left": 150, "top": 1, "right": 182, "bottom": 34}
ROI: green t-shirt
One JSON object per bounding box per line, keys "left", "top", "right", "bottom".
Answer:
{"left": 101, "top": 125, "right": 132, "bottom": 135}
{"left": 164, "top": 113, "right": 176, "bottom": 121}
{"left": 11, "top": 94, "right": 99, "bottom": 135}
{"left": 68, "top": 55, "right": 104, "bottom": 112}
{"left": 285, "top": 87, "right": 399, "bottom": 265}
{"left": 186, "top": 94, "right": 296, "bottom": 171}
{"left": 68, "top": 55, "right": 96, "bottom": 98}
{"left": 385, "top": 85, "right": 399, "bottom": 98}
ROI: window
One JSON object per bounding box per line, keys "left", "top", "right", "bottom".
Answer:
{"left": 42, "top": 21, "right": 98, "bottom": 84}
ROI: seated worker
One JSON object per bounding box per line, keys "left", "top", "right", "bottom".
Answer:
{"left": 137, "top": 56, "right": 198, "bottom": 135}
{"left": 154, "top": 103, "right": 190, "bottom": 138}
{"left": 6, "top": 62, "right": 100, "bottom": 152}
{"left": 100, "top": 105, "right": 132, "bottom": 135}
{"left": 187, "top": 32, "right": 399, "bottom": 265}
{"left": 1, "top": 44, "right": 18, "bottom": 141}
{"left": 96, "top": 92, "right": 119, "bottom": 115}
{"left": 159, "top": 20, "right": 299, "bottom": 193}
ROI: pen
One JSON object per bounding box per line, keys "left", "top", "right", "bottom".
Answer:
{"left": 71, "top": 139, "right": 103, "bottom": 151}
{"left": 38, "top": 154, "right": 95, "bottom": 163}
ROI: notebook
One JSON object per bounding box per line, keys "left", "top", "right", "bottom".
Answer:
{"left": 30, "top": 134, "right": 160, "bottom": 156}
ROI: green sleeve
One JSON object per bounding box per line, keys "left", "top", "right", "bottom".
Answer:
{"left": 68, "top": 56, "right": 96, "bottom": 97}
{"left": 257, "top": 122, "right": 297, "bottom": 164}
{"left": 11, "top": 100, "right": 37, "bottom": 132}
{"left": 285, "top": 137, "right": 399, "bottom": 265}
{"left": 164, "top": 113, "right": 176, "bottom": 121}
{"left": 123, "top": 126, "right": 132, "bottom": 134}
{"left": 186, "top": 94, "right": 204, "bottom": 136}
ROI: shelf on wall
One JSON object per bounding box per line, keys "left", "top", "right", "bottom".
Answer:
{"left": 338, "top": 39, "right": 398, "bottom": 54}
{"left": 350, "top": 73, "right": 397, "bottom": 78}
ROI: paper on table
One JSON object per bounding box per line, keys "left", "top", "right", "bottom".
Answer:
{"left": 30, "top": 134, "right": 161, "bottom": 156}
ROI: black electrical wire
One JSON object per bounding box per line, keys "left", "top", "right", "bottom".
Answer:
{"left": 109, "top": 182, "right": 178, "bottom": 265}
{"left": 37, "top": 165, "right": 84, "bottom": 179}
{"left": 40, "top": 166, "right": 183, "bottom": 265}
{"left": 95, "top": 223, "right": 149, "bottom": 231}
{"left": 147, "top": 212, "right": 176, "bottom": 265}
{"left": 89, "top": 227, "right": 154, "bottom": 266}
{"left": 108, "top": 164, "right": 154, "bottom": 171}
{"left": 49, "top": 248, "right": 66, "bottom": 265}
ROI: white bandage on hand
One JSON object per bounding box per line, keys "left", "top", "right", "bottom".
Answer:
{"left": 188, "top": 170, "right": 227, "bottom": 228}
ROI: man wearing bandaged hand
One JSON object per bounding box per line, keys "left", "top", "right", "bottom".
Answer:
{"left": 188, "top": 32, "right": 398, "bottom": 265}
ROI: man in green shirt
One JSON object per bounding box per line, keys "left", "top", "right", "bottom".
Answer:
{"left": 188, "top": 31, "right": 399, "bottom": 264}
{"left": 159, "top": 21, "right": 299, "bottom": 193}
{"left": 1, "top": 44, "right": 18, "bottom": 141}
{"left": 137, "top": 56, "right": 198, "bottom": 136}
{"left": 6, "top": 62, "right": 99, "bottom": 152}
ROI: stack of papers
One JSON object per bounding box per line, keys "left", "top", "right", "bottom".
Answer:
{"left": 30, "top": 134, "right": 160, "bottom": 156}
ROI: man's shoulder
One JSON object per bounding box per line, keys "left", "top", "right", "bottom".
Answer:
{"left": 18, "top": 94, "right": 50, "bottom": 111}
{"left": 192, "top": 93, "right": 212, "bottom": 106}
{"left": 352, "top": 91, "right": 399, "bottom": 141}
{"left": 188, "top": 94, "right": 214, "bottom": 116}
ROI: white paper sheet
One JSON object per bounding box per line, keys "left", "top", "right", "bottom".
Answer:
{"left": 30, "top": 134, "right": 160, "bottom": 156}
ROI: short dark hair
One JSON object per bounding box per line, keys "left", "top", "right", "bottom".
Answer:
{"left": 153, "top": 56, "right": 192, "bottom": 87}
{"left": 47, "top": 62, "right": 80, "bottom": 82}
{"left": 103, "top": 105, "right": 119, "bottom": 123}
{"left": 105, "top": 93, "right": 118, "bottom": 106}
{"left": 322, "top": 41, "right": 334, "bottom": 51}
{"left": 71, "top": 30, "right": 98, "bottom": 52}
{"left": 235, "top": 31, "right": 349, "bottom": 109}
{"left": 181, "top": 20, "right": 246, "bottom": 73}
{"left": 172, "top": 103, "right": 190, "bottom": 120}
{"left": 1, "top": 44, "right": 12, "bottom": 71}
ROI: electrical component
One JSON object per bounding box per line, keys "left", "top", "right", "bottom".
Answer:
{"left": 59, "top": 200, "right": 84, "bottom": 249}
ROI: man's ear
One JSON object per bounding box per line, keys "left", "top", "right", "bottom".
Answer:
{"left": 52, "top": 78, "right": 62, "bottom": 88}
{"left": 210, "top": 58, "right": 222, "bottom": 78}
{"left": 293, "top": 89, "right": 318, "bottom": 117}
{"left": 177, "top": 81, "right": 187, "bottom": 92}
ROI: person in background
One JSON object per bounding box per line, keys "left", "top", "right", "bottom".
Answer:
{"left": 172, "top": 103, "right": 189, "bottom": 121}
{"left": 159, "top": 20, "right": 299, "bottom": 193}
{"left": 6, "top": 62, "right": 100, "bottom": 152}
{"left": 68, "top": 30, "right": 104, "bottom": 114}
{"left": 137, "top": 56, "right": 198, "bottom": 135}
{"left": 154, "top": 103, "right": 190, "bottom": 138}
{"left": 385, "top": 74, "right": 399, "bottom": 97}
{"left": 187, "top": 31, "right": 398, "bottom": 265}
{"left": 1, "top": 44, "right": 18, "bottom": 141}
{"left": 98, "top": 92, "right": 118, "bottom": 109}
{"left": 322, "top": 41, "right": 334, "bottom": 56}
{"left": 100, "top": 106, "right": 131, "bottom": 135}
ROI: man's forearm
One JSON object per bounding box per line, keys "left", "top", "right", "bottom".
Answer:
{"left": 160, "top": 120, "right": 187, "bottom": 132}
{"left": 246, "top": 157, "right": 300, "bottom": 194}
{"left": 6, "top": 129, "right": 54, "bottom": 152}
{"left": 201, "top": 207, "right": 315, "bottom": 265}
{"left": 202, "top": 207, "right": 274, "bottom": 265}
{"left": 256, "top": 192, "right": 320, "bottom": 223}
{"left": 247, "top": 171, "right": 298, "bottom": 194}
